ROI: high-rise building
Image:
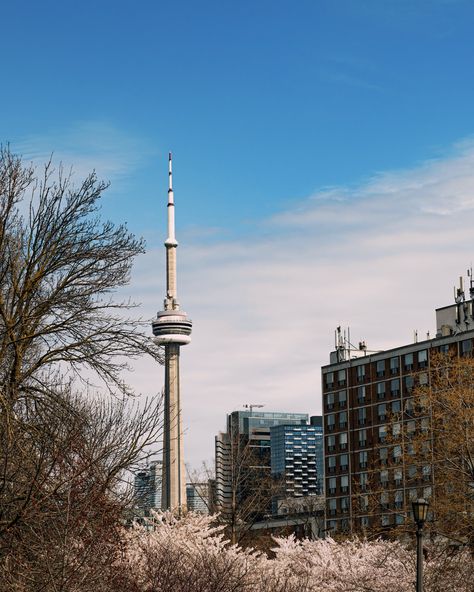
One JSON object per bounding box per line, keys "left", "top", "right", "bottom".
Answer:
{"left": 152, "top": 154, "right": 192, "bottom": 512}
{"left": 322, "top": 289, "right": 474, "bottom": 534}
{"left": 186, "top": 482, "right": 209, "bottom": 514}
{"left": 215, "top": 410, "right": 309, "bottom": 519}
{"left": 134, "top": 461, "right": 163, "bottom": 516}
{"left": 270, "top": 418, "right": 324, "bottom": 515}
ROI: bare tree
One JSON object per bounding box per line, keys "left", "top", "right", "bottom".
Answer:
{"left": 215, "top": 430, "right": 285, "bottom": 546}
{"left": 0, "top": 148, "right": 165, "bottom": 590}
{"left": 0, "top": 147, "right": 162, "bottom": 404}
{"left": 1, "top": 383, "right": 164, "bottom": 591}
{"left": 351, "top": 352, "right": 474, "bottom": 547}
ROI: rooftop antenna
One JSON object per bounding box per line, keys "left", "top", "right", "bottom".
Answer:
{"left": 468, "top": 265, "right": 474, "bottom": 299}
{"left": 454, "top": 275, "right": 465, "bottom": 304}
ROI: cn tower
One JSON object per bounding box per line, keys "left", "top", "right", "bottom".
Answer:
{"left": 152, "top": 153, "right": 192, "bottom": 512}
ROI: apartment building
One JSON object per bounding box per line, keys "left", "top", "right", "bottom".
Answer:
{"left": 322, "top": 294, "right": 474, "bottom": 533}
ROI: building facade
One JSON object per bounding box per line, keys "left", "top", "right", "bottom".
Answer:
{"left": 322, "top": 296, "right": 474, "bottom": 534}
{"left": 270, "top": 417, "right": 324, "bottom": 515}
{"left": 134, "top": 461, "right": 163, "bottom": 516}
{"left": 215, "top": 410, "right": 309, "bottom": 519}
{"left": 186, "top": 482, "right": 209, "bottom": 514}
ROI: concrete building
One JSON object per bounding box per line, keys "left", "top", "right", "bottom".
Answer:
{"left": 152, "top": 154, "right": 192, "bottom": 512}
{"left": 214, "top": 410, "right": 309, "bottom": 519}
{"left": 322, "top": 284, "right": 474, "bottom": 534}
{"left": 134, "top": 461, "right": 163, "bottom": 516}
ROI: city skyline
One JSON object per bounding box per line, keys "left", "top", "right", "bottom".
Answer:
{"left": 2, "top": 2, "right": 474, "bottom": 467}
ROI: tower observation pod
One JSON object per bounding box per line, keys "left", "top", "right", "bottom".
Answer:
{"left": 152, "top": 153, "right": 192, "bottom": 513}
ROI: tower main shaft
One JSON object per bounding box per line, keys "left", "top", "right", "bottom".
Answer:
{"left": 152, "top": 153, "right": 192, "bottom": 512}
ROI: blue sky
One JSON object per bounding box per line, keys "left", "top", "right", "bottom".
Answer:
{"left": 4, "top": 1, "right": 474, "bottom": 465}
{"left": 4, "top": 1, "right": 474, "bottom": 239}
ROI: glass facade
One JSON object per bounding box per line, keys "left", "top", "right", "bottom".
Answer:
{"left": 133, "top": 461, "right": 163, "bottom": 516}
{"left": 270, "top": 420, "right": 324, "bottom": 498}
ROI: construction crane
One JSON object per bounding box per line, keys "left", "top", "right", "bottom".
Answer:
{"left": 243, "top": 404, "right": 265, "bottom": 414}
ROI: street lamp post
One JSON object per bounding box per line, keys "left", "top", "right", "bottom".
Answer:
{"left": 412, "top": 498, "right": 429, "bottom": 592}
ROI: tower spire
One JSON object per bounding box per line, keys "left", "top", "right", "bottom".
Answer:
{"left": 166, "top": 152, "right": 176, "bottom": 244}
{"left": 165, "top": 152, "right": 178, "bottom": 309}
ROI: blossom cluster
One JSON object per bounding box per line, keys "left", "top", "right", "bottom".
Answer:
{"left": 112, "top": 512, "right": 473, "bottom": 592}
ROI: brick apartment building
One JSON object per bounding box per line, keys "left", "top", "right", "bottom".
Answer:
{"left": 321, "top": 289, "right": 474, "bottom": 534}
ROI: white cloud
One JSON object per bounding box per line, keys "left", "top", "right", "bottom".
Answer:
{"left": 14, "top": 121, "right": 154, "bottom": 184}
{"left": 127, "top": 138, "right": 474, "bottom": 469}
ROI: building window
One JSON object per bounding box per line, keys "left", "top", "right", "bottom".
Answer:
{"left": 381, "top": 514, "right": 390, "bottom": 526}
{"left": 340, "top": 475, "right": 349, "bottom": 493}
{"left": 338, "top": 390, "right": 347, "bottom": 408}
{"left": 393, "top": 445, "right": 402, "bottom": 463}
{"left": 390, "top": 378, "right": 400, "bottom": 397}
{"left": 357, "top": 365, "right": 366, "bottom": 382}
{"left": 461, "top": 339, "right": 472, "bottom": 357}
{"left": 358, "top": 407, "right": 367, "bottom": 426}
{"left": 339, "top": 411, "right": 347, "bottom": 429}
{"left": 395, "top": 513, "right": 405, "bottom": 525}
{"left": 419, "top": 372, "right": 428, "bottom": 385}
{"left": 379, "top": 447, "right": 388, "bottom": 465}
{"left": 407, "top": 465, "right": 417, "bottom": 479}
{"left": 326, "top": 372, "right": 334, "bottom": 388}
{"left": 376, "top": 382, "right": 386, "bottom": 399}
{"left": 405, "top": 398, "right": 414, "bottom": 415}
{"left": 392, "top": 421, "right": 401, "bottom": 438}
{"left": 359, "top": 450, "right": 368, "bottom": 469}
{"left": 327, "top": 435, "right": 336, "bottom": 452}
{"left": 380, "top": 469, "right": 389, "bottom": 486}
{"left": 376, "top": 360, "right": 385, "bottom": 377}
{"left": 422, "top": 465, "right": 432, "bottom": 481}
{"left": 328, "top": 498, "right": 337, "bottom": 516}
{"left": 390, "top": 356, "right": 399, "bottom": 375}
{"left": 357, "top": 385, "right": 366, "bottom": 404}
{"left": 340, "top": 497, "right": 350, "bottom": 512}
{"left": 377, "top": 403, "right": 387, "bottom": 422}
{"left": 418, "top": 350, "right": 428, "bottom": 368}
{"left": 328, "top": 456, "right": 336, "bottom": 474}
{"left": 327, "top": 414, "right": 335, "bottom": 431}
{"left": 439, "top": 343, "right": 449, "bottom": 354}
{"left": 340, "top": 454, "right": 349, "bottom": 472}
{"left": 359, "top": 494, "right": 369, "bottom": 511}
{"left": 328, "top": 477, "right": 336, "bottom": 495}
{"left": 394, "top": 489, "right": 404, "bottom": 509}
{"left": 358, "top": 429, "right": 367, "bottom": 447}
{"left": 326, "top": 392, "right": 335, "bottom": 410}
{"left": 405, "top": 375, "right": 414, "bottom": 393}
{"left": 394, "top": 468, "right": 403, "bottom": 486}
{"left": 337, "top": 369, "right": 346, "bottom": 386}
{"left": 404, "top": 353, "right": 413, "bottom": 371}
{"left": 423, "top": 486, "right": 432, "bottom": 499}
{"left": 378, "top": 425, "right": 387, "bottom": 443}
{"left": 392, "top": 400, "right": 401, "bottom": 414}
{"left": 380, "top": 492, "right": 389, "bottom": 510}
{"left": 339, "top": 432, "right": 348, "bottom": 450}
{"left": 359, "top": 472, "right": 368, "bottom": 491}
{"left": 360, "top": 516, "right": 370, "bottom": 527}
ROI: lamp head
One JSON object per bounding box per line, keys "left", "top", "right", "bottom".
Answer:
{"left": 412, "top": 498, "right": 429, "bottom": 525}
